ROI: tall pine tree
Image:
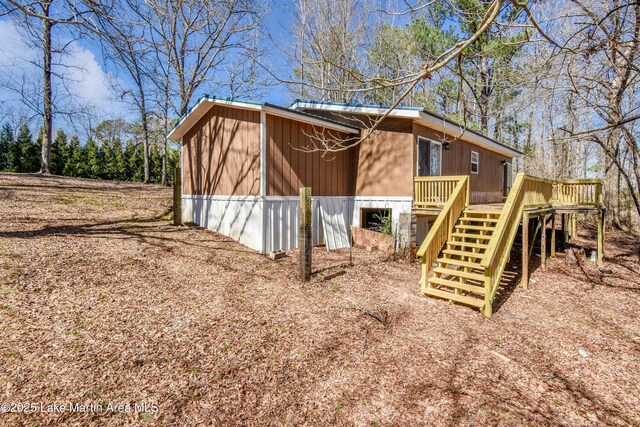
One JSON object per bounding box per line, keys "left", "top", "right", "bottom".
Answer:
{"left": 64, "top": 136, "right": 87, "bottom": 177}
{"left": 85, "top": 137, "right": 104, "bottom": 179}
{"left": 50, "top": 130, "right": 69, "bottom": 175}
{"left": 0, "top": 124, "right": 13, "bottom": 171}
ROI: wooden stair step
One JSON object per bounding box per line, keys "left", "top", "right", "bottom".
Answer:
{"left": 446, "top": 241, "right": 487, "bottom": 250}
{"left": 429, "top": 277, "right": 486, "bottom": 295}
{"left": 462, "top": 210, "right": 501, "bottom": 216}
{"left": 461, "top": 215, "right": 499, "bottom": 222}
{"left": 451, "top": 232, "right": 492, "bottom": 240}
{"left": 457, "top": 225, "right": 496, "bottom": 231}
{"left": 433, "top": 267, "right": 486, "bottom": 282}
{"left": 442, "top": 249, "right": 485, "bottom": 259}
{"left": 422, "top": 287, "right": 485, "bottom": 308}
{"left": 437, "top": 257, "right": 485, "bottom": 270}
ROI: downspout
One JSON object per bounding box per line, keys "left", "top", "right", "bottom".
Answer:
{"left": 260, "top": 110, "right": 267, "bottom": 253}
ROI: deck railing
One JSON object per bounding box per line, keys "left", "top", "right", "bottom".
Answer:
{"left": 480, "top": 174, "right": 554, "bottom": 317}
{"left": 416, "top": 176, "right": 470, "bottom": 290}
{"left": 553, "top": 179, "right": 603, "bottom": 207}
{"left": 414, "top": 176, "right": 467, "bottom": 208}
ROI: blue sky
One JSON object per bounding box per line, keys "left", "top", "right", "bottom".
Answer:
{"left": 0, "top": 0, "right": 303, "bottom": 136}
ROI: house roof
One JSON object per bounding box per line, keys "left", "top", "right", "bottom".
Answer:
{"left": 289, "top": 99, "right": 523, "bottom": 158}
{"left": 167, "top": 95, "right": 360, "bottom": 140}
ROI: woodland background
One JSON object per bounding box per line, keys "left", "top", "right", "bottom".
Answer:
{"left": 0, "top": 0, "right": 638, "bottom": 229}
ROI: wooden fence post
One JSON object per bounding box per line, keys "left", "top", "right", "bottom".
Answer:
{"left": 173, "top": 167, "right": 181, "bottom": 226}
{"left": 299, "top": 187, "right": 312, "bottom": 281}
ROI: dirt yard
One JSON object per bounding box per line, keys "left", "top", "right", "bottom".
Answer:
{"left": 1, "top": 173, "right": 639, "bottom": 426}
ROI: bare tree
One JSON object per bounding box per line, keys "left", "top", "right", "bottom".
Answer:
{"left": 0, "top": 0, "right": 104, "bottom": 174}
{"left": 541, "top": 0, "right": 640, "bottom": 226}
{"left": 94, "top": 0, "right": 153, "bottom": 182}
{"left": 145, "top": 0, "right": 263, "bottom": 116}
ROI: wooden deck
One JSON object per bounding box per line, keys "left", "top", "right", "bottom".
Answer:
{"left": 414, "top": 175, "right": 604, "bottom": 317}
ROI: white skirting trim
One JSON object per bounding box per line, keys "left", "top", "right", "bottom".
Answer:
{"left": 182, "top": 195, "right": 413, "bottom": 254}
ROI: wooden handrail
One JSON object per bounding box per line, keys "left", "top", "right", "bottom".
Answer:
{"left": 553, "top": 180, "right": 603, "bottom": 207}
{"left": 480, "top": 174, "right": 554, "bottom": 316}
{"left": 416, "top": 176, "right": 469, "bottom": 289}
{"left": 414, "top": 176, "right": 469, "bottom": 207}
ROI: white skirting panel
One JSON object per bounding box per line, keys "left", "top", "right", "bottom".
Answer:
{"left": 182, "top": 196, "right": 264, "bottom": 252}
{"left": 182, "top": 195, "right": 413, "bottom": 254}
{"left": 263, "top": 196, "right": 353, "bottom": 252}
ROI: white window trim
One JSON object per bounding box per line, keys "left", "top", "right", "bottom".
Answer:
{"left": 471, "top": 150, "right": 479, "bottom": 174}
{"left": 416, "top": 136, "right": 442, "bottom": 177}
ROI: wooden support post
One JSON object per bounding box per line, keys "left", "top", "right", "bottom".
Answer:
{"left": 483, "top": 268, "right": 492, "bottom": 318}
{"left": 550, "top": 212, "right": 556, "bottom": 258}
{"left": 522, "top": 212, "right": 529, "bottom": 289}
{"left": 299, "top": 187, "right": 312, "bottom": 281}
{"left": 173, "top": 167, "right": 182, "bottom": 226}
{"left": 596, "top": 208, "right": 604, "bottom": 267}
{"left": 561, "top": 213, "right": 567, "bottom": 249}
{"left": 541, "top": 214, "right": 547, "bottom": 271}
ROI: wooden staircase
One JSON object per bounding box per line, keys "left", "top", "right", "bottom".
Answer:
{"left": 416, "top": 173, "right": 604, "bottom": 318}
{"left": 423, "top": 210, "right": 501, "bottom": 309}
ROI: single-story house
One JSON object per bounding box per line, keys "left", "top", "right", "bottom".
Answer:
{"left": 167, "top": 96, "right": 522, "bottom": 254}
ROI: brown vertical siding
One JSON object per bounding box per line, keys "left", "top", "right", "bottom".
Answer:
{"left": 182, "top": 105, "right": 260, "bottom": 195}
{"left": 265, "top": 114, "right": 355, "bottom": 196}
{"left": 353, "top": 118, "right": 415, "bottom": 197}
{"left": 181, "top": 104, "right": 513, "bottom": 202}
{"left": 413, "top": 123, "right": 511, "bottom": 203}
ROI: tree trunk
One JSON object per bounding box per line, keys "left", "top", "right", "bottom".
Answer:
{"left": 140, "top": 98, "right": 150, "bottom": 183}
{"left": 479, "top": 55, "right": 490, "bottom": 132}
{"left": 40, "top": 5, "right": 52, "bottom": 175}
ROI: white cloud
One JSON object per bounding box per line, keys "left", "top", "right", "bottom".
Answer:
{"left": 59, "top": 41, "right": 115, "bottom": 112}
{"left": 0, "top": 18, "right": 124, "bottom": 117}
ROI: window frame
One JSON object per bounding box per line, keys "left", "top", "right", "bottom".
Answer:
{"left": 470, "top": 150, "right": 479, "bottom": 174}
{"left": 416, "top": 136, "right": 442, "bottom": 177}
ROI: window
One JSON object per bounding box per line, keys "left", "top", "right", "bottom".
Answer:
{"left": 430, "top": 141, "right": 442, "bottom": 176}
{"left": 417, "top": 137, "right": 442, "bottom": 176}
{"left": 471, "top": 151, "right": 479, "bottom": 174}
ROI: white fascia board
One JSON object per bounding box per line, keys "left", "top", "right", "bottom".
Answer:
{"left": 168, "top": 98, "right": 263, "bottom": 141}
{"left": 169, "top": 98, "right": 359, "bottom": 141}
{"left": 262, "top": 106, "right": 359, "bottom": 134}
{"left": 290, "top": 101, "right": 520, "bottom": 158}
{"left": 290, "top": 101, "right": 421, "bottom": 120}
{"left": 416, "top": 112, "right": 520, "bottom": 158}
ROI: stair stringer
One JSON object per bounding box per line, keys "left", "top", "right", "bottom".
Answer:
{"left": 484, "top": 205, "right": 525, "bottom": 306}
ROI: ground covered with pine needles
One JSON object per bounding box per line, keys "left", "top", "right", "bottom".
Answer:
{"left": 1, "top": 173, "right": 639, "bottom": 426}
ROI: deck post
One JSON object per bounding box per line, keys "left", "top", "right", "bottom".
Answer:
{"left": 522, "top": 212, "right": 529, "bottom": 289}
{"left": 597, "top": 208, "right": 604, "bottom": 267}
{"left": 561, "top": 213, "right": 567, "bottom": 249}
{"left": 550, "top": 212, "right": 556, "bottom": 258}
{"left": 173, "top": 167, "right": 182, "bottom": 226}
{"left": 483, "top": 268, "right": 492, "bottom": 318}
{"left": 541, "top": 214, "right": 547, "bottom": 271}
